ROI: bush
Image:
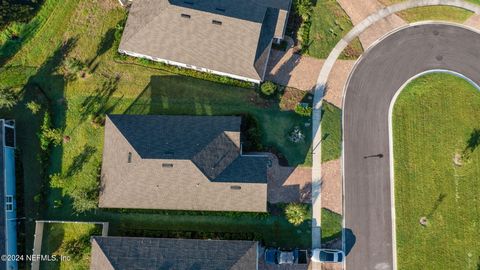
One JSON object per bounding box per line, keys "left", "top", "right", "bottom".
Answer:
{"left": 293, "top": 0, "right": 314, "bottom": 51}
{"left": 61, "top": 234, "right": 91, "bottom": 261}
{"left": 38, "top": 113, "right": 63, "bottom": 151}
{"left": 0, "top": 88, "right": 17, "bottom": 109}
{"left": 260, "top": 81, "right": 277, "bottom": 96}
{"left": 26, "top": 101, "right": 41, "bottom": 114}
{"left": 285, "top": 203, "right": 309, "bottom": 226}
{"left": 63, "top": 58, "right": 86, "bottom": 80}
{"left": 294, "top": 103, "right": 312, "bottom": 116}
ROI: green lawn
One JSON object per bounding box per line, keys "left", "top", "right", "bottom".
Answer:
{"left": 396, "top": 6, "right": 473, "bottom": 23}
{"left": 378, "top": 1, "right": 475, "bottom": 23}
{"left": 308, "top": 0, "right": 364, "bottom": 59}
{"left": 0, "top": 0, "right": 313, "bottom": 255}
{"left": 321, "top": 208, "right": 342, "bottom": 243}
{"left": 40, "top": 222, "right": 102, "bottom": 270}
{"left": 321, "top": 101, "right": 342, "bottom": 163}
{"left": 393, "top": 73, "right": 480, "bottom": 270}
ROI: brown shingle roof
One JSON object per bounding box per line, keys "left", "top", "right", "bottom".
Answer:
{"left": 119, "top": 0, "right": 291, "bottom": 81}
{"left": 100, "top": 115, "right": 268, "bottom": 212}
{"left": 90, "top": 237, "right": 259, "bottom": 270}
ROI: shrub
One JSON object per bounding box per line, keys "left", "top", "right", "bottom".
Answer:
{"left": 293, "top": 0, "right": 314, "bottom": 51}
{"left": 62, "top": 58, "right": 86, "bottom": 80}
{"left": 260, "top": 81, "right": 277, "bottom": 96}
{"left": 294, "top": 103, "right": 312, "bottom": 116}
{"left": 0, "top": 88, "right": 17, "bottom": 109}
{"left": 288, "top": 126, "right": 305, "bottom": 143}
{"left": 285, "top": 203, "right": 309, "bottom": 226}
{"left": 61, "top": 234, "right": 91, "bottom": 261}
{"left": 26, "top": 101, "right": 41, "bottom": 114}
{"left": 38, "top": 113, "right": 63, "bottom": 151}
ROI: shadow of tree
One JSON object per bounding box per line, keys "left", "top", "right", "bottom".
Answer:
{"left": 426, "top": 193, "right": 447, "bottom": 219}
{"left": 79, "top": 76, "right": 121, "bottom": 122}
{"left": 464, "top": 128, "right": 480, "bottom": 155}
{"left": 65, "top": 145, "right": 96, "bottom": 177}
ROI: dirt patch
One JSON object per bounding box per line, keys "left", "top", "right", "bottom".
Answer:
{"left": 280, "top": 87, "right": 313, "bottom": 111}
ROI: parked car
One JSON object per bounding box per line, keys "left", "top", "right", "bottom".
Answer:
{"left": 264, "top": 248, "right": 279, "bottom": 264}
{"left": 278, "top": 250, "right": 295, "bottom": 264}
{"left": 296, "top": 249, "right": 309, "bottom": 265}
{"left": 311, "top": 248, "right": 344, "bottom": 263}
{"left": 265, "top": 248, "right": 310, "bottom": 265}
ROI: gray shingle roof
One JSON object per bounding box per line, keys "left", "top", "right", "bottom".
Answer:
{"left": 119, "top": 0, "right": 291, "bottom": 81}
{"left": 90, "top": 237, "right": 259, "bottom": 270}
{"left": 100, "top": 115, "right": 268, "bottom": 212}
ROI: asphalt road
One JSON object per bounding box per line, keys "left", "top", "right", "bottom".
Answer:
{"left": 343, "top": 23, "right": 480, "bottom": 270}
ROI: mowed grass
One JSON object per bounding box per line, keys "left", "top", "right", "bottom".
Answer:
{"left": 378, "top": 0, "right": 475, "bottom": 22}
{"left": 321, "top": 101, "right": 342, "bottom": 163}
{"left": 0, "top": 0, "right": 313, "bottom": 253}
{"left": 393, "top": 73, "right": 480, "bottom": 270}
{"left": 396, "top": 6, "right": 473, "bottom": 23}
{"left": 321, "top": 208, "right": 342, "bottom": 243}
{"left": 308, "top": 0, "right": 363, "bottom": 59}
{"left": 40, "top": 223, "right": 102, "bottom": 270}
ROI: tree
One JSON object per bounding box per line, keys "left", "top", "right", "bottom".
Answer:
{"left": 26, "top": 101, "right": 41, "bottom": 114}
{"left": 0, "top": 88, "right": 17, "bottom": 109}
{"left": 285, "top": 203, "right": 309, "bottom": 226}
{"left": 260, "top": 81, "right": 277, "bottom": 96}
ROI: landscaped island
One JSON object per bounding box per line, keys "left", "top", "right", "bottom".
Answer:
{"left": 393, "top": 73, "right": 480, "bottom": 270}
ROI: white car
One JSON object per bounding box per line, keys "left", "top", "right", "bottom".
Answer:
{"left": 311, "top": 248, "right": 344, "bottom": 263}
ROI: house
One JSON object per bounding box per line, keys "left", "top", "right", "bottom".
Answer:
{"left": 118, "top": 0, "right": 292, "bottom": 83}
{"left": 100, "top": 115, "right": 269, "bottom": 212}
{"left": 90, "top": 236, "right": 259, "bottom": 270}
{"left": 0, "top": 120, "right": 17, "bottom": 270}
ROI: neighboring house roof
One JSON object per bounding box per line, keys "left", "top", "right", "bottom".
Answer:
{"left": 100, "top": 115, "right": 268, "bottom": 212}
{"left": 90, "top": 236, "right": 259, "bottom": 270}
{"left": 119, "top": 0, "right": 291, "bottom": 81}
{"left": 0, "top": 120, "right": 17, "bottom": 270}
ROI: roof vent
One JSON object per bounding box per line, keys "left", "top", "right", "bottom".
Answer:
{"left": 212, "top": 20, "right": 222, "bottom": 25}
{"left": 230, "top": 185, "right": 241, "bottom": 190}
{"left": 181, "top": 14, "right": 191, "bottom": 19}
{"left": 162, "top": 163, "right": 174, "bottom": 168}
{"left": 127, "top": 152, "right": 132, "bottom": 163}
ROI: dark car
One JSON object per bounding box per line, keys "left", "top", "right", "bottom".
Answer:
{"left": 265, "top": 248, "right": 309, "bottom": 265}
{"left": 264, "top": 248, "right": 279, "bottom": 264}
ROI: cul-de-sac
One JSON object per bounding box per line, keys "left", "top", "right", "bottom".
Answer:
{"left": 0, "top": 0, "right": 479, "bottom": 269}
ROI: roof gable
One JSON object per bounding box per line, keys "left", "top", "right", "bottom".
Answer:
{"left": 90, "top": 237, "right": 259, "bottom": 270}
{"left": 107, "top": 115, "right": 241, "bottom": 159}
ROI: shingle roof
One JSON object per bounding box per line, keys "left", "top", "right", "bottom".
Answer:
{"left": 119, "top": 0, "right": 291, "bottom": 81}
{"left": 100, "top": 115, "right": 268, "bottom": 212}
{"left": 90, "top": 237, "right": 259, "bottom": 270}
